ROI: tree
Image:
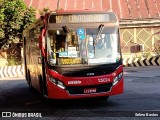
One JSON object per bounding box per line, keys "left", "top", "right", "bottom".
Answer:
{"left": 0, "top": 0, "right": 36, "bottom": 49}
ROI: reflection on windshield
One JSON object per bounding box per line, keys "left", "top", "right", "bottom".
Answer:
{"left": 47, "top": 27, "right": 119, "bottom": 66}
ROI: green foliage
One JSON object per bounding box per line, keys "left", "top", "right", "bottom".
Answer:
{"left": 7, "top": 50, "right": 18, "bottom": 66}
{"left": 39, "top": 7, "right": 50, "bottom": 16}
{"left": 23, "top": 7, "right": 36, "bottom": 29}
{"left": 0, "top": 0, "right": 36, "bottom": 49}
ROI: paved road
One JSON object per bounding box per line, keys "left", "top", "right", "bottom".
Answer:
{"left": 0, "top": 66, "right": 160, "bottom": 119}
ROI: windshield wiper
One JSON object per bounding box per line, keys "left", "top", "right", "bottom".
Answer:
{"left": 91, "top": 24, "right": 104, "bottom": 56}
{"left": 94, "top": 24, "right": 104, "bottom": 45}
{"left": 62, "top": 26, "right": 70, "bottom": 34}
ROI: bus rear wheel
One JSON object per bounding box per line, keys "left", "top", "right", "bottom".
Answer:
{"left": 27, "top": 70, "right": 33, "bottom": 90}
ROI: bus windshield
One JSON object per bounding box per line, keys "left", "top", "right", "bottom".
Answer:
{"left": 47, "top": 26, "right": 120, "bottom": 66}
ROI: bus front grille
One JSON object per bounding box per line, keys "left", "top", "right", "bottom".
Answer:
{"left": 66, "top": 83, "right": 112, "bottom": 95}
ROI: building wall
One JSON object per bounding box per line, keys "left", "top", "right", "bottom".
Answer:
{"left": 0, "top": 50, "right": 7, "bottom": 67}
{"left": 0, "top": 43, "right": 22, "bottom": 67}
{"left": 120, "top": 26, "right": 160, "bottom": 58}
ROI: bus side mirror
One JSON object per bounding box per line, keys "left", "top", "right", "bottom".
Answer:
{"left": 39, "top": 29, "right": 45, "bottom": 57}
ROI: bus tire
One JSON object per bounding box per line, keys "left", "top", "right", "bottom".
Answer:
{"left": 41, "top": 56, "right": 48, "bottom": 97}
{"left": 27, "top": 70, "right": 33, "bottom": 89}
{"left": 39, "top": 74, "right": 46, "bottom": 97}
{"left": 26, "top": 70, "right": 30, "bottom": 85}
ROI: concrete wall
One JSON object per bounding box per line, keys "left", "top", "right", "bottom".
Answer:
{"left": 0, "top": 65, "right": 24, "bottom": 78}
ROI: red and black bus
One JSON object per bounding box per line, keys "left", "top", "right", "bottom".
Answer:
{"left": 23, "top": 10, "right": 123, "bottom": 100}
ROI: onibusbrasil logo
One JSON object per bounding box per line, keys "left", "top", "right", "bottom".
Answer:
{"left": 1, "top": 112, "right": 42, "bottom": 118}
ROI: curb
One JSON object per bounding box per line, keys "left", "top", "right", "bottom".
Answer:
{"left": 123, "top": 56, "right": 160, "bottom": 67}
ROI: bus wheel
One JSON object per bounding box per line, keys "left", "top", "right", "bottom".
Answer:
{"left": 39, "top": 75, "right": 48, "bottom": 99}
{"left": 27, "top": 70, "right": 33, "bottom": 89}
{"left": 39, "top": 75, "right": 45, "bottom": 95}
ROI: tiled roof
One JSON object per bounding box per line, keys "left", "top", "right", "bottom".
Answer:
{"left": 24, "top": 0, "right": 160, "bottom": 20}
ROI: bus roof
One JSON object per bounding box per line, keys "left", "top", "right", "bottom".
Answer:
{"left": 48, "top": 10, "right": 116, "bottom": 16}
{"left": 23, "top": 10, "right": 117, "bottom": 36}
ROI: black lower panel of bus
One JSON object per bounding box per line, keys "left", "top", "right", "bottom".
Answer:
{"left": 48, "top": 60, "right": 122, "bottom": 77}
{"left": 66, "top": 83, "right": 112, "bottom": 95}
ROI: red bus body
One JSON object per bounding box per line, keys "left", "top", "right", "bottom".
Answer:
{"left": 23, "top": 10, "right": 123, "bottom": 99}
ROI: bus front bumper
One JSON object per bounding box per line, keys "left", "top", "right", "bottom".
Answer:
{"left": 47, "top": 78, "right": 123, "bottom": 99}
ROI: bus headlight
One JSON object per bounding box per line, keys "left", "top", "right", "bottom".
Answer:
{"left": 57, "top": 81, "right": 66, "bottom": 89}
{"left": 49, "top": 76, "right": 66, "bottom": 89}
{"left": 49, "top": 77, "right": 56, "bottom": 84}
{"left": 113, "top": 72, "right": 123, "bottom": 85}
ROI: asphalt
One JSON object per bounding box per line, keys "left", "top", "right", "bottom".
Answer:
{"left": 124, "top": 66, "right": 160, "bottom": 78}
